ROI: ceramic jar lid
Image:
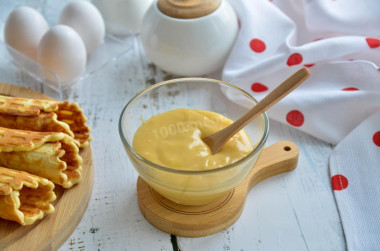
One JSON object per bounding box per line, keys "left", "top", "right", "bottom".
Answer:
{"left": 157, "top": 0, "right": 222, "bottom": 19}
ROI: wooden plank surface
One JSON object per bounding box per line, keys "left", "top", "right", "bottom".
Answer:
{"left": 0, "top": 1, "right": 346, "bottom": 250}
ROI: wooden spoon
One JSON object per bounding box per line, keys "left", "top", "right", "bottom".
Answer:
{"left": 203, "top": 67, "right": 311, "bottom": 154}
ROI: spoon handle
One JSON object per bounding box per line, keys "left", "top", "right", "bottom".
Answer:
{"left": 232, "top": 68, "right": 310, "bottom": 131}
{"left": 204, "top": 67, "right": 310, "bottom": 154}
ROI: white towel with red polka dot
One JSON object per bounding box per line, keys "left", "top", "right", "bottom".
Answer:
{"left": 330, "top": 112, "right": 380, "bottom": 250}
{"left": 222, "top": 0, "right": 380, "bottom": 250}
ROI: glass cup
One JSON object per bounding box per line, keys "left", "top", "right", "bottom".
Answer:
{"left": 119, "top": 78, "right": 269, "bottom": 205}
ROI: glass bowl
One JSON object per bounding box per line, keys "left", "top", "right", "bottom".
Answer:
{"left": 119, "top": 78, "right": 269, "bottom": 205}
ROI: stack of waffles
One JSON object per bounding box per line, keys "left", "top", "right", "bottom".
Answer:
{"left": 0, "top": 95, "right": 91, "bottom": 225}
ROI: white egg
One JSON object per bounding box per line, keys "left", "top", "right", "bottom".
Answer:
{"left": 37, "top": 25, "right": 86, "bottom": 83}
{"left": 4, "top": 6, "right": 49, "bottom": 61}
{"left": 59, "top": 0, "right": 105, "bottom": 54}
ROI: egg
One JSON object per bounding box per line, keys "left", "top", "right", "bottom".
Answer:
{"left": 37, "top": 25, "right": 86, "bottom": 83}
{"left": 4, "top": 6, "right": 49, "bottom": 61}
{"left": 59, "top": 1, "right": 105, "bottom": 54}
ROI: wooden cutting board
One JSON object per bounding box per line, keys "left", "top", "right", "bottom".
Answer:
{"left": 138, "top": 141, "right": 299, "bottom": 237}
{"left": 0, "top": 83, "right": 94, "bottom": 251}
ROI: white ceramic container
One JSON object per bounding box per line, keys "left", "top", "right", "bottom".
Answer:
{"left": 93, "top": 0, "right": 154, "bottom": 35}
{"left": 140, "top": 0, "right": 238, "bottom": 76}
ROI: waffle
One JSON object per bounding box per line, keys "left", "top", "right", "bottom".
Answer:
{"left": 0, "top": 95, "right": 91, "bottom": 148}
{"left": 0, "top": 127, "right": 83, "bottom": 188}
{"left": 0, "top": 166, "right": 56, "bottom": 226}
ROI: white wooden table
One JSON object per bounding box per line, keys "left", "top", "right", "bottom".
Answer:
{"left": 0, "top": 1, "right": 346, "bottom": 250}
{"left": 54, "top": 39, "right": 345, "bottom": 250}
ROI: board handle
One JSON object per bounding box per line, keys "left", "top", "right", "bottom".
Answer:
{"left": 242, "top": 141, "right": 299, "bottom": 191}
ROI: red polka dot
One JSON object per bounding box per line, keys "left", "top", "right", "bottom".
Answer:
{"left": 366, "top": 38, "right": 380, "bottom": 48}
{"left": 251, "top": 83, "right": 268, "bottom": 92}
{"left": 332, "top": 175, "right": 349, "bottom": 191}
{"left": 304, "top": 64, "right": 315, "bottom": 68}
{"left": 287, "top": 53, "right": 303, "bottom": 66}
{"left": 347, "top": 59, "right": 355, "bottom": 61}
{"left": 249, "top": 39, "right": 266, "bottom": 53}
{"left": 342, "top": 87, "right": 359, "bottom": 91}
{"left": 373, "top": 131, "right": 380, "bottom": 147}
{"left": 286, "top": 110, "right": 304, "bottom": 127}
{"left": 314, "top": 38, "right": 323, "bottom": 41}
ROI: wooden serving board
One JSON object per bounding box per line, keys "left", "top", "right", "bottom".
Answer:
{"left": 0, "top": 83, "right": 94, "bottom": 251}
{"left": 138, "top": 141, "right": 299, "bottom": 237}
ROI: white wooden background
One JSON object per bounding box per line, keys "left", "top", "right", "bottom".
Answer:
{"left": 0, "top": 1, "right": 346, "bottom": 250}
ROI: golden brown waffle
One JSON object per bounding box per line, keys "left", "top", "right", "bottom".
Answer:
{"left": 0, "top": 95, "right": 91, "bottom": 148}
{"left": 0, "top": 127, "right": 83, "bottom": 188}
{"left": 0, "top": 166, "right": 56, "bottom": 226}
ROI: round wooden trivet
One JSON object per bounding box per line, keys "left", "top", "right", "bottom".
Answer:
{"left": 137, "top": 141, "right": 299, "bottom": 237}
{"left": 0, "top": 83, "right": 94, "bottom": 251}
{"left": 157, "top": 0, "right": 222, "bottom": 19}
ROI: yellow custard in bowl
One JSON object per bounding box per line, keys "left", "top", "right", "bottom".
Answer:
{"left": 119, "top": 78, "right": 269, "bottom": 205}
{"left": 133, "top": 109, "right": 253, "bottom": 171}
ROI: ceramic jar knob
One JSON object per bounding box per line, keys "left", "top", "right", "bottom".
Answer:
{"left": 140, "top": 0, "right": 239, "bottom": 76}
{"left": 157, "top": 0, "right": 221, "bottom": 19}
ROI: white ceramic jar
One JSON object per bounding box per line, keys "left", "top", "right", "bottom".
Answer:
{"left": 140, "top": 0, "right": 239, "bottom": 76}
